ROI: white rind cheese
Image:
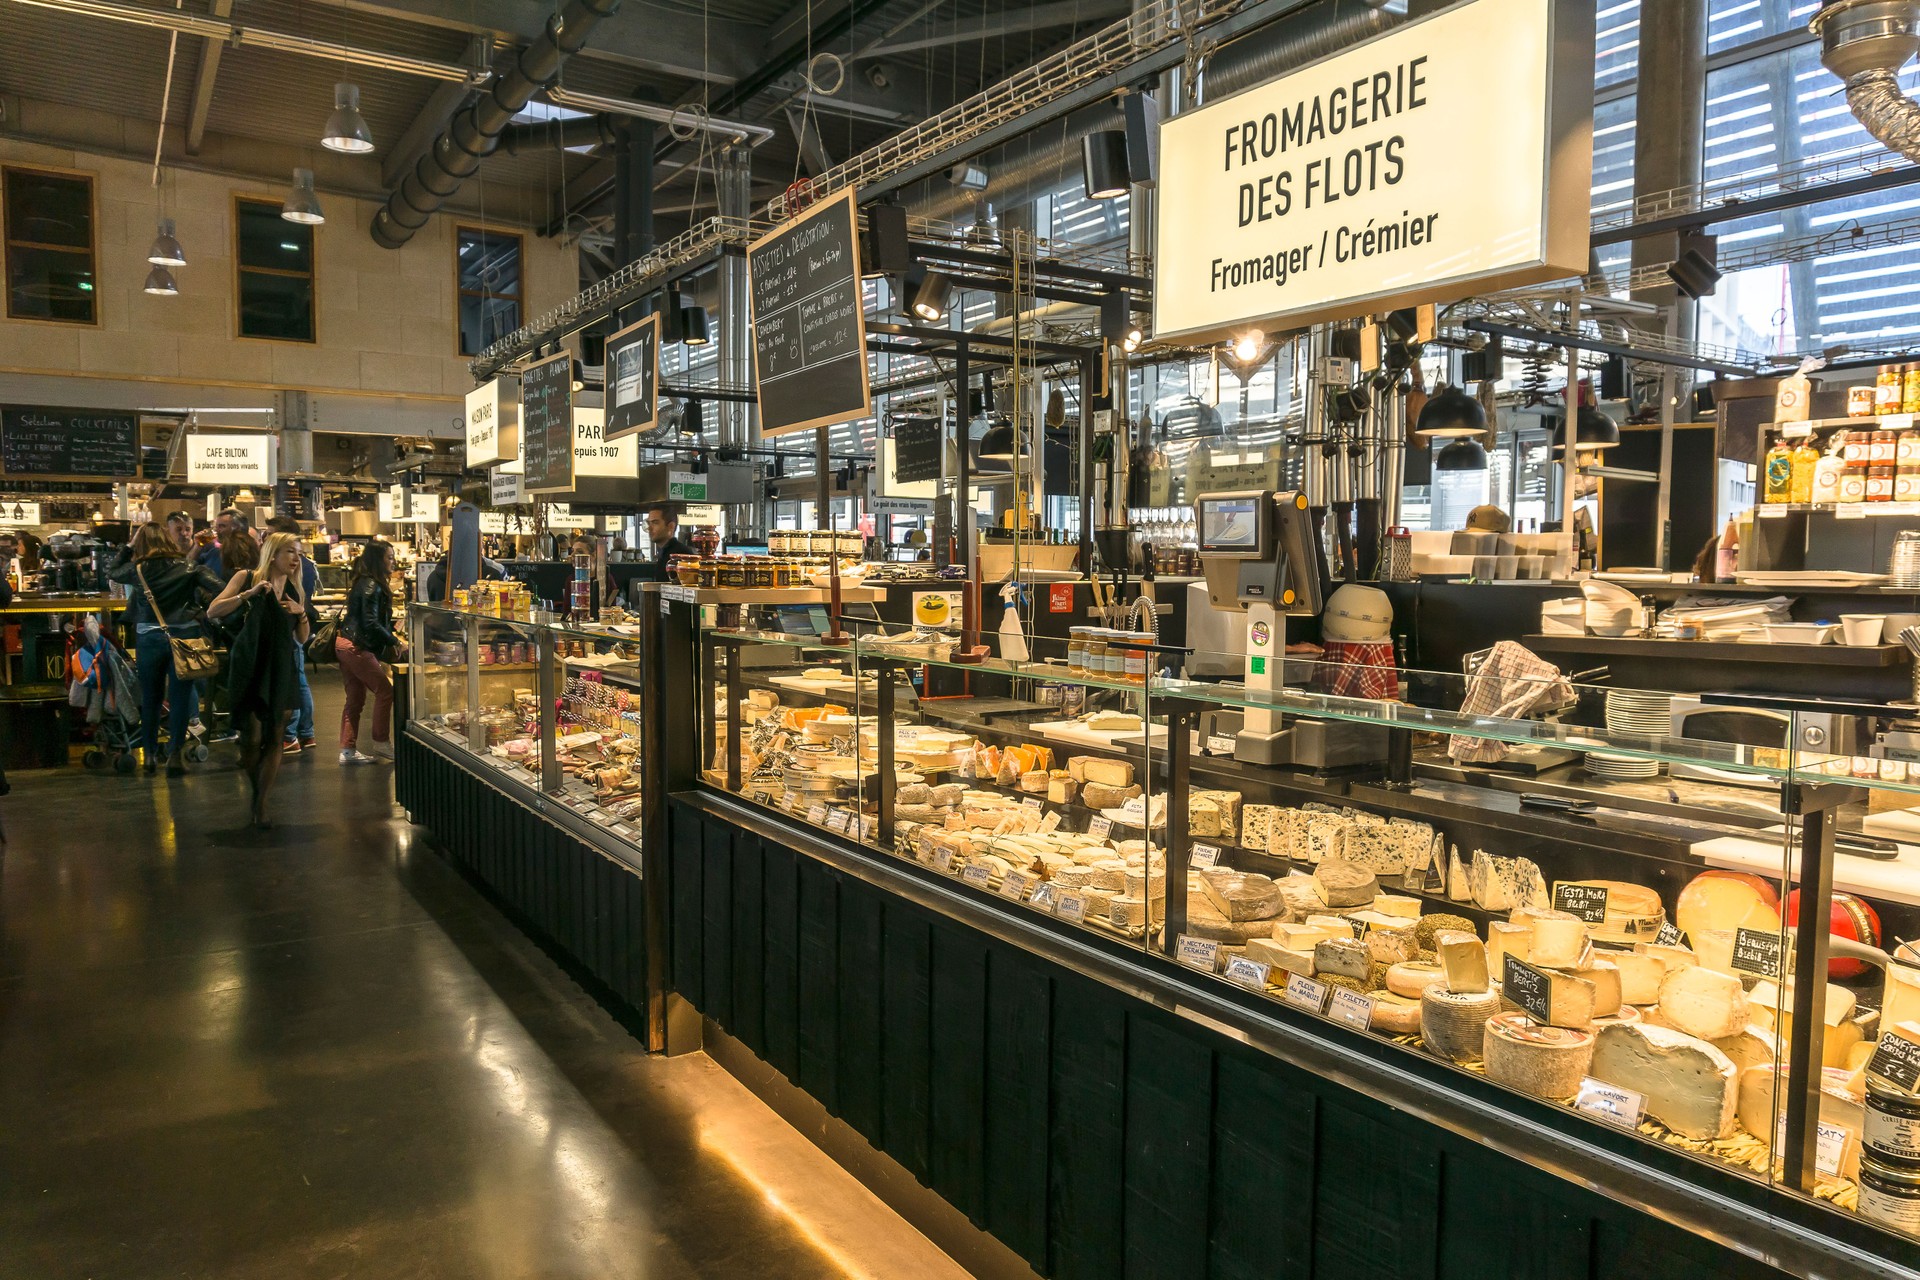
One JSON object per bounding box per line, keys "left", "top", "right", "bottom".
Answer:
{"left": 1590, "top": 1023, "right": 1738, "bottom": 1140}
{"left": 1422, "top": 987, "right": 1502, "bottom": 1063}
{"left": 1483, "top": 1011, "right": 1595, "bottom": 1100}
{"left": 1657, "top": 966, "right": 1750, "bottom": 1041}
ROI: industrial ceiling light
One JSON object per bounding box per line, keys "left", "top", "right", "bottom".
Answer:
{"left": 681, "top": 304, "right": 711, "bottom": 346}
{"left": 282, "top": 167, "right": 325, "bottom": 224}
{"left": 320, "top": 82, "right": 375, "bottom": 154}
{"left": 1081, "top": 129, "right": 1131, "bottom": 200}
{"left": 680, "top": 398, "right": 703, "bottom": 436}
{"left": 142, "top": 264, "right": 179, "bottom": 296}
{"left": 1667, "top": 229, "right": 1721, "bottom": 299}
{"left": 1414, "top": 384, "right": 1488, "bottom": 438}
{"left": 947, "top": 163, "right": 988, "bottom": 191}
{"left": 911, "top": 270, "right": 952, "bottom": 322}
{"left": 146, "top": 218, "right": 186, "bottom": 267}
{"left": 977, "top": 416, "right": 1020, "bottom": 460}
{"left": 1434, "top": 436, "right": 1488, "bottom": 471}
{"left": 1123, "top": 321, "right": 1144, "bottom": 353}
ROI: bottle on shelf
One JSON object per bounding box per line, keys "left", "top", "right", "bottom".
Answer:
{"left": 1764, "top": 435, "right": 1794, "bottom": 503}
{"left": 1900, "top": 423, "right": 1920, "bottom": 503}
{"left": 1880, "top": 364, "right": 1905, "bottom": 414}
{"left": 1790, "top": 437, "right": 1819, "bottom": 503}
{"left": 1905, "top": 363, "right": 1920, "bottom": 415}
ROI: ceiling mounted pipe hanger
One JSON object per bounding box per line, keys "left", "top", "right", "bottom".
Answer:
{"left": 544, "top": 87, "right": 775, "bottom": 146}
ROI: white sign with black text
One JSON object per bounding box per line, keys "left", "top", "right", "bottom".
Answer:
{"left": 185, "top": 433, "right": 276, "bottom": 486}
{"left": 465, "top": 378, "right": 519, "bottom": 468}
{"left": 572, "top": 407, "right": 640, "bottom": 479}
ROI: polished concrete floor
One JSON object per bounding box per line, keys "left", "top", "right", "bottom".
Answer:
{"left": 0, "top": 677, "right": 968, "bottom": 1279}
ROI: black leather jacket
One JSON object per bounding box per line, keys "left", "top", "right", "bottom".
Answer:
{"left": 343, "top": 577, "right": 398, "bottom": 652}
{"left": 110, "top": 551, "right": 223, "bottom": 627}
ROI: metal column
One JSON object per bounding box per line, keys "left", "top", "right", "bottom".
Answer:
{"left": 1628, "top": 0, "right": 1707, "bottom": 344}
{"left": 612, "top": 118, "right": 655, "bottom": 329}
{"left": 717, "top": 145, "right": 760, "bottom": 538}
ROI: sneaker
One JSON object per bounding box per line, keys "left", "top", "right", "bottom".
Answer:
{"left": 212, "top": 731, "right": 239, "bottom": 744}
{"left": 363, "top": 739, "right": 395, "bottom": 761}
{"left": 281, "top": 739, "right": 302, "bottom": 755}
{"left": 339, "top": 749, "right": 375, "bottom": 765}
{"left": 299, "top": 737, "right": 317, "bottom": 751}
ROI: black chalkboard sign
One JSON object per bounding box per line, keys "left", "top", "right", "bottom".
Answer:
{"left": 1869, "top": 1030, "right": 1920, "bottom": 1093}
{"left": 1732, "top": 927, "right": 1784, "bottom": 980}
{"left": 1503, "top": 955, "right": 1553, "bottom": 1024}
{"left": 748, "top": 188, "right": 871, "bottom": 439}
{"left": 1656, "top": 921, "right": 1685, "bottom": 948}
{"left": 2, "top": 404, "right": 139, "bottom": 478}
{"left": 1553, "top": 882, "right": 1611, "bottom": 925}
{"left": 520, "top": 351, "right": 574, "bottom": 494}
{"left": 604, "top": 313, "right": 660, "bottom": 440}
{"left": 892, "top": 416, "right": 943, "bottom": 484}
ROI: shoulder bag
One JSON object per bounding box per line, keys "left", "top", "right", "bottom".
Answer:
{"left": 136, "top": 564, "right": 223, "bottom": 682}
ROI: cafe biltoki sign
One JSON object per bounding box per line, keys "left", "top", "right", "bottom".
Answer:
{"left": 1154, "top": 0, "right": 1594, "bottom": 343}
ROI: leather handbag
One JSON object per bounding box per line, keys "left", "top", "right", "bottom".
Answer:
{"left": 136, "top": 564, "right": 223, "bottom": 682}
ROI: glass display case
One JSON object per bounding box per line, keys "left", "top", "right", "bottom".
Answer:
{"left": 696, "top": 611, "right": 1920, "bottom": 1247}
{"left": 409, "top": 602, "right": 651, "bottom": 849}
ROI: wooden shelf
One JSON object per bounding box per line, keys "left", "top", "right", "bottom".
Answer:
{"left": 1522, "top": 633, "right": 1910, "bottom": 666}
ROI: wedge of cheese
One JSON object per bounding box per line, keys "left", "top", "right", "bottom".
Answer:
{"left": 1675, "top": 871, "right": 1781, "bottom": 941}
{"left": 1657, "top": 965, "right": 1749, "bottom": 1041}
{"left": 1244, "top": 937, "right": 1316, "bottom": 979}
{"left": 1737, "top": 1064, "right": 1863, "bottom": 1177}
{"left": 1438, "top": 936, "right": 1491, "bottom": 994}
{"left": 1529, "top": 913, "right": 1589, "bottom": 969}
{"left": 1610, "top": 950, "right": 1668, "bottom": 1006}
{"left": 1591, "top": 1023, "right": 1738, "bottom": 1140}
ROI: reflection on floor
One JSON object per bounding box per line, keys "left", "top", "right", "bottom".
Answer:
{"left": 0, "top": 677, "right": 967, "bottom": 1279}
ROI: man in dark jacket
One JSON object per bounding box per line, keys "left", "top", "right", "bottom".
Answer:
{"left": 645, "top": 506, "right": 693, "bottom": 577}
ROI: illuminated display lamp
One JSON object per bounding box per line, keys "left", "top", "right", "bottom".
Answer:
{"left": 681, "top": 398, "right": 704, "bottom": 436}
{"left": 1414, "top": 384, "right": 1487, "bottom": 438}
{"left": 281, "top": 168, "right": 325, "bottom": 224}
{"left": 681, "top": 305, "right": 710, "bottom": 346}
{"left": 1231, "top": 330, "right": 1266, "bottom": 364}
{"left": 320, "top": 82, "right": 375, "bottom": 154}
{"left": 947, "top": 163, "right": 988, "bottom": 191}
{"left": 977, "top": 417, "right": 1020, "bottom": 460}
{"left": 1123, "top": 321, "right": 1144, "bottom": 353}
{"left": 146, "top": 219, "right": 186, "bottom": 266}
{"left": 911, "top": 270, "right": 952, "bottom": 322}
{"left": 1081, "top": 129, "right": 1131, "bottom": 200}
{"left": 1557, "top": 406, "right": 1621, "bottom": 451}
{"left": 1435, "top": 436, "right": 1488, "bottom": 471}
{"left": 142, "top": 265, "right": 179, "bottom": 296}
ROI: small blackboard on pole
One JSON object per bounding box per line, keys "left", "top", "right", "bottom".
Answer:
{"left": 520, "top": 351, "right": 575, "bottom": 495}
{"left": 604, "top": 313, "right": 660, "bottom": 440}
{"left": 748, "top": 188, "right": 871, "bottom": 439}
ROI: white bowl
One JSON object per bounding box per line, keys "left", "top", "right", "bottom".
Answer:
{"left": 1840, "top": 615, "right": 1885, "bottom": 646}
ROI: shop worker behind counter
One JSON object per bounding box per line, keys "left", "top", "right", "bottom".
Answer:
{"left": 645, "top": 506, "right": 693, "bottom": 577}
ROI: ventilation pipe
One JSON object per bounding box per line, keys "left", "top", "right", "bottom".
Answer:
{"left": 1813, "top": 0, "right": 1920, "bottom": 161}
{"left": 370, "top": 0, "right": 622, "bottom": 249}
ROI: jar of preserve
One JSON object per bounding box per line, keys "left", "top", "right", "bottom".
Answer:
{"left": 1867, "top": 1078, "right": 1920, "bottom": 1163}
{"left": 1068, "top": 626, "right": 1094, "bottom": 672}
{"left": 1082, "top": 630, "right": 1108, "bottom": 678}
{"left": 1859, "top": 1153, "right": 1920, "bottom": 1237}
{"left": 1871, "top": 464, "right": 1896, "bottom": 502}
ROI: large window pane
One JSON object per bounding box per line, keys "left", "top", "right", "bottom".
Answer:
{"left": 235, "top": 197, "right": 315, "bottom": 342}
{"left": 237, "top": 270, "right": 316, "bottom": 343}
{"left": 457, "top": 226, "right": 523, "bottom": 357}
{"left": 1595, "top": 0, "right": 1640, "bottom": 90}
{"left": 4, "top": 166, "right": 96, "bottom": 324}
{"left": 1708, "top": 0, "right": 1821, "bottom": 54}
{"left": 237, "top": 200, "right": 313, "bottom": 272}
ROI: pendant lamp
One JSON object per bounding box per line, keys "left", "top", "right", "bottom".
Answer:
{"left": 321, "top": 83, "right": 376, "bottom": 154}
{"left": 282, "top": 168, "right": 325, "bottom": 224}
{"left": 146, "top": 218, "right": 186, "bottom": 267}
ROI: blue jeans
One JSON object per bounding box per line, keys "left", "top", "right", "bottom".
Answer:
{"left": 134, "top": 625, "right": 201, "bottom": 758}
{"left": 284, "top": 652, "right": 314, "bottom": 745}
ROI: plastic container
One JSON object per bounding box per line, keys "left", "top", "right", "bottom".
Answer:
{"left": 1840, "top": 615, "right": 1886, "bottom": 646}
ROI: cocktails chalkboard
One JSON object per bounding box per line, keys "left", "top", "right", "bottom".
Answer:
{"left": 604, "top": 313, "right": 660, "bottom": 440}
{"left": 748, "top": 188, "right": 871, "bottom": 439}
{"left": 520, "top": 351, "right": 575, "bottom": 494}
{"left": 2, "top": 405, "right": 139, "bottom": 478}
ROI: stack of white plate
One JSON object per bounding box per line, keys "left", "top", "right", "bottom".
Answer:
{"left": 1590, "top": 690, "right": 1671, "bottom": 780}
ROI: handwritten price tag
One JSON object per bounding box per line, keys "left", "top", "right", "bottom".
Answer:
{"left": 806, "top": 803, "right": 829, "bottom": 826}
{"left": 1328, "top": 988, "right": 1374, "bottom": 1029}
{"left": 1038, "top": 811, "right": 1062, "bottom": 833}
{"left": 1574, "top": 1078, "right": 1645, "bottom": 1129}
{"left": 1283, "top": 972, "right": 1329, "bottom": 1013}
{"left": 1224, "top": 956, "right": 1271, "bottom": 990}
{"left": 1176, "top": 934, "right": 1222, "bottom": 974}
{"left": 1191, "top": 843, "right": 1221, "bottom": 869}
{"left": 1023, "top": 797, "right": 1046, "bottom": 811}
{"left": 1087, "top": 817, "right": 1113, "bottom": 841}
{"left": 1030, "top": 882, "right": 1057, "bottom": 911}
{"left": 1055, "top": 891, "right": 1089, "bottom": 924}
{"left": 1000, "top": 871, "right": 1035, "bottom": 902}
{"left": 961, "top": 863, "right": 993, "bottom": 889}
{"left": 826, "top": 808, "right": 853, "bottom": 833}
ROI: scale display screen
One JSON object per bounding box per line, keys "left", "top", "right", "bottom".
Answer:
{"left": 1197, "top": 495, "right": 1266, "bottom": 553}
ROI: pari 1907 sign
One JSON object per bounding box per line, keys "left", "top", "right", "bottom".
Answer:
{"left": 1153, "top": 0, "right": 1593, "bottom": 343}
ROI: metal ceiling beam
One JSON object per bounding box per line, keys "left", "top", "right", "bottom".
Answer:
{"left": 785, "top": 105, "right": 833, "bottom": 176}
{"left": 854, "top": 0, "right": 1130, "bottom": 58}
{"left": 380, "top": 34, "right": 486, "bottom": 188}
{"left": 182, "top": 0, "right": 232, "bottom": 156}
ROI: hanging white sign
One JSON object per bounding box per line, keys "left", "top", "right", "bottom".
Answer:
{"left": 1152, "top": 0, "right": 1593, "bottom": 343}
{"left": 185, "top": 433, "right": 277, "bottom": 486}
{"left": 377, "top": 490, "right": 440, "bottom": 524}
{"left": 0, "top": 500, "right": 43, "bottom": 526}
{"left": 490, "top": 466, "right": 523, "bottom": 507}
{"left": 572, "top": 407, "right": 640, "bottom": 479}
{"left": 465, "top": 378, "right": 519, "bottom": 468}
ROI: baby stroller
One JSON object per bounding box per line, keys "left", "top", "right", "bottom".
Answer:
{"left": 70, "top": 622, "right": 142, "bottom": 773}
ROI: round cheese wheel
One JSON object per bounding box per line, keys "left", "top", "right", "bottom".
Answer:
{"left": 1369, "top": 993, "right": 1424, "bottom": 1036}
{"left": 1483, "top": 1011, "right": 1594, "bottom": 1100}
{"left": 1314, "top": 860, "right": 1378, "bottom": 908}
{"left": 1421, "top": 987, "right": 1501, "bottom": 1064}
{"left": 1385, "top": 961, "right": 1448, "bottom": 999}
{"left": 1785, "top": 888, "right": 1882, "bottom": 980}
{"left": 1676, "top": 871, "right": 1781, "bottom": 941}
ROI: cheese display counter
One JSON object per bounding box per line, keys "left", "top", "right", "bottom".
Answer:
{"left": 679, "top": 605, "right": 1920, "bottom": 1276}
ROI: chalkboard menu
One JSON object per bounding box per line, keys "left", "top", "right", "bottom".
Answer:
{"left": 748, "top": 188, "right": 872, "bottom": 439}
{"left": 892, "top": 416, "right": 943, "bottom": 484}
{"left": 519, "top": 351, "right": 575, "bottom": 494}
{"left": 604, "top": 313, "right": 660, "bottom": 440}
{"left": 2, "top": 405, "right": 139, "bottom": 478}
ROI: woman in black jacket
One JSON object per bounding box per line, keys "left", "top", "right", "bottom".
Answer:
{"left": 110, "top": 522, "right": 223, "bottom": 775}
{"left": 336, "top": 541, "right": 406, "bottom": 765}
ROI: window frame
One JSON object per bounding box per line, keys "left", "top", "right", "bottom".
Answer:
{"left": 2, "top": 163, "right": 101, "bottom": 328}
{"left": 454, "top": 223, "right": 526, "bottom": 358}
{"left": 232, "top": 192, "right": 318, "bottom": 345}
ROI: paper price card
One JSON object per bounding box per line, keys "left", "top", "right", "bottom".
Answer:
{"left": 826, "top": 808, "right": 853, "bottom": 833}
{"left": 1731, "top": 928, "right": 1784, "bottom": 980}
{"left": 1023, "top": 797, "right": 1046, "bottom": 811}
{"left": 611, "top": 824, "right": 637, "bottom": 839}
{"left": 1552, "top": 882, "right": 1611, "bottom": 924}
{"left": 1191, "top": 843, "right": 1221, "bottom": 869}
{"left": 1774, "top": 1116, "right": 1853, "bottom": 1177}
{"left": 1206, "top": 735, "right": 1236, "bottom": 755}
{"left": 860, "top": 816, "right": 878, "bottom": 842}
{"left": 1029, "top": 882, "right": 1058, "bottom": 912}
{"left": 1283, "top": 972, "right": 1330, "bottom": 1014}
{"left": 806, "top": 803, "right": 829, "bottom": 826}
{"left": 1087, "top": 817, "right": 1113, "bottom": 840}
{"left": 587, "top": 809, "right": 614, "bottom": 825}
{"left": 1327, "top": 988, "right": 1374, "bottom": 1030}
{"left": 1000, "top": 872, "right": 1035, "bottom": 902}
{"left": 1224, "top": 956, "right": 1270, "bottom": 990}
{"left": 1038, "top": 811, "right": 1062, "bottom": 833}
{"left": 1176, "top": 934, "right": 1222, "bottom": 974}
{"left": 1573, "top": 1078, "right": 1645, "bottom": 1129}
{"left": 961, "top": 863, "right": 993, "bottom": 889}
{"left": 1055, "top": 891, "right": 1090, "bottom": 924}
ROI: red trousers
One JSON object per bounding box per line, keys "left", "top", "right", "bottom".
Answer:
{"left": 335, "top": 637, "right": 393, "bottom": 748}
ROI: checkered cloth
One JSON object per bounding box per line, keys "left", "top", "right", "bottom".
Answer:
{"left": 1448, "top": 641, "right": 1574, "bottom": 764}
{"left": 1313, "top": 640, "right": 1400, "bottom": 701}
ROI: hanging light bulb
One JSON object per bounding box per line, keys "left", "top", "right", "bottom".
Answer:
{"left": 1232, "top": 330, "right": 1264, "bottom": 363}
{"left": 321, "top": 82, "right": 375, "bottom": 154}
{"left": 143, "top": 265, "right": 179, "bottom": 296}
{"left": 1123, "top": 321, "right": 1144, "bottom": 354}
{"left": 282, "top": 168, "right": 325, "bottom": 224}
{"left": 146, "top": 218, "right": 185, "bottom": 267}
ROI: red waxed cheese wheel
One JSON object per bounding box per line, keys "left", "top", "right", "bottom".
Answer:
{"left": 1784, "top": 889, "right": 1881, "bottom": 981}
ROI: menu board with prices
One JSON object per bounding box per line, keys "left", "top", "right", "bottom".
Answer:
{"left": 747, "top": 189, "right": 871, "bottom": 439}
{"left": 2, "top": 405, "right": 139, "bottom": 478}
{"left": 519, "top": 351, "right": 575, "bottom": 494}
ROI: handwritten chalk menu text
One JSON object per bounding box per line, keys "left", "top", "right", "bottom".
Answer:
{"left": 748, "top": 189, "right": 872, "bottom": 439}
{"left": 519, "top": 350, "right": 575, "bottom": 494}
{"left": 2, "top": 405, "right": 139, "bottom": 478}
{"left": 604, "top": 312, "right": 660, "bottom": 440}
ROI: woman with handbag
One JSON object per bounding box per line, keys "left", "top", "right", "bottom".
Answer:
{"left": 336, "top": 540, "right": 405, "bottom": 765}
{"left": 206, "top": 532, "right": 311, "bottom": 828}
{"left": 109, "top": 523, "right": 223, "bottom": 775}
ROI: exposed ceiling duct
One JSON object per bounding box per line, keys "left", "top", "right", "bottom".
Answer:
{"left": 1813, "top": 0, "right": 1920, "bottom": 162}
{"left": 907, "top": 0, "right": 1398, "bottom": 227}
{"left": 370, "top": 0, "right": 622, "bottom": 249}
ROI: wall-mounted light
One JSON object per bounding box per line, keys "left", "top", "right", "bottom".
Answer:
{"left": 1231, "top": 330, "right": 1265, "bottom": 364}
{"left": 947, "top": 163, "right": 988, "bottom": 191}
{"left": 1123, "top": 322, "right": 1143, "bottom": 354}
{"left": 911, "top": 271, "right": 952, "bottom": 323}
{"left": 320, "top": 82, "right": 375, "bottom": 154}
{"left": 146, "top": 218, "right": 185, "bottom": 267}
{"left": 282, "top": 168, "right": 325, "bottom": 224}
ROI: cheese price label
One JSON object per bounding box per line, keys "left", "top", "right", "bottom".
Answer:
{"left": 1503, "top": 956, "right": 1554, "bottom": 1024}
{"left": 1087, "top": 817, "right": 1113, "bottom": 840}
{"left": 750, "top": 787, "right": 775, "bottom": 804}
{"left": 1176, "top": 934, "right": 1222, "bottom": 974}
{"left": 1055, "top": 891, "right": 1090, "bottom": 924}
{"left": 1655, "top": 921, "right": 1685, "bottom": 948}
{"left": 1552, "top": 882, "right": 1611, "bottom": 924}
{"left": 1774, "top": 1116, "right": 1853, "bottom": 1177}
{"left": 1282, "top": 972, "right": 1329, "bottom": 1013}
{"left": 1000, "top": 872, "right": 1035, "bottom": 902}
{"left": 961, "top": 863, "right": 993, "bottom": 889}
{"left": 1573, "top": 1078, "right": 1645, "bottom": 1129}
{"left": 826, "top": 808, "right": 853, "bottom": 833}
{"left": 1731, "top": 927, "right": 1784, "bottom": 980}
{"left": 945, "top": 848, "right": 970, "bottom": 874}
{"left": 587, "top": 808, "right": 614, "bottom": 825}
{"left": 860, "top": 816, "right": 879, "bottom": 842}
{"left": 1224, "top": 956, "right": 1271, "bottom": 990}
{"left": 1190, "top": 843, "right": 1221, "bottom": 869}
{"left": 1869, "top": 1030, "right": 1920, "bottom": 1093}
{"left": 806, "top": 803, "right": 829, "bottom": 826}
{"left": 1029, "top": 882, "right": 1058, "bottom": 911}
{"left": 1023, "top": 797, "right": 1046, "bottom": 811}
{"left": 611, "top": 823, "right": 636, "bottom": 838}
{"left": 1327, "top": 988, "right": 1374, "bottom": 1030}
{"left": 1038, "top": 811, "right": 1062, "bottom": 833}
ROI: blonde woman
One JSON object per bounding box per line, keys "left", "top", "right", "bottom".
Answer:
{"left": 206, "top": 531, "right": 313, "bottom": 828}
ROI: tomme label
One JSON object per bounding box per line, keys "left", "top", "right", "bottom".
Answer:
{"left": 1001, "top": 872, "right": 1035, "bottom": 901}
{"left": 1224, "top": 956, "right": 1271, "bottom": 990}
{"left": 1328, "top": 988, "right": 1374, "bottom": 1029}
{"left": 1574, "top": 1078, "right": 1646, "bottom": 1129}
{"left": 1283, "top": 972, "right": 1330, "bottom": 1013}
{"left": 1553, "top": 882, "right": 1611, "bottom": 924}
{"left": 1177, "top": 935, "right": 1223, "bottom": 973}
{"left": 1731, "top": 928, "right": 1784, "bottom": 980}
{"left": 1191, "top": 843, "right": 1221, "bottom": 869}
{"left": 1503, "top": 955, "right": 1553, "bottom": 1024}
{"left": 1869, "top": 1030, "right": 1920, "bottom": 1093}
